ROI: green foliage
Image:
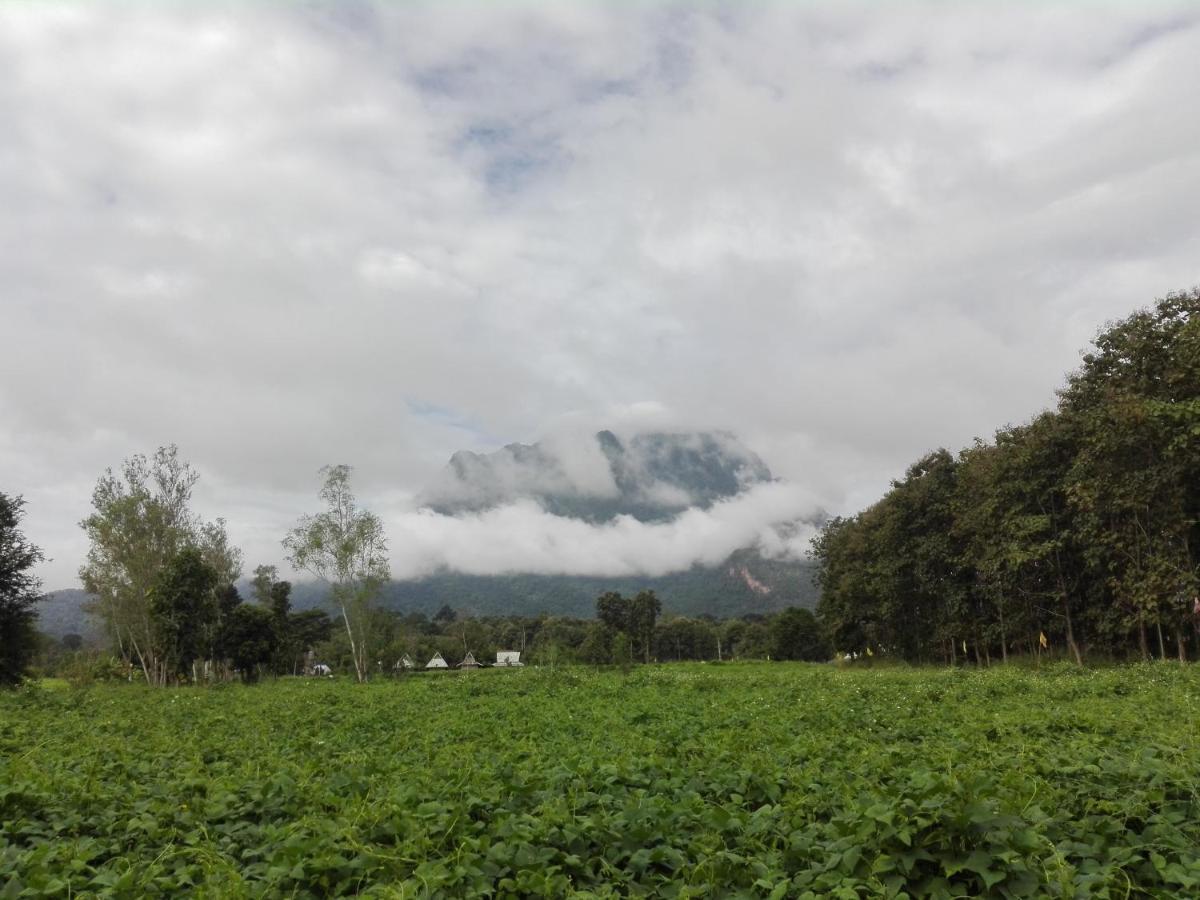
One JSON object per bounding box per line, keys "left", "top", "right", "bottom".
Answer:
{"left": 1, "top": 664, "right": 1198, "bottom": 896}
{"left": 594, "top": 590, "right": 661, "bottom": 664}
{"left": 284, "top": 465, "right": 389, "bottom": 683}
{"left": 815, "top": 289, "right": 1200, "bottom": 664}
{"left": 219, "top": 604, "right": 279, "bottom": 683}
{"left": 78, "top": 446, "right": 242, "bottom": 685}
{"left": 769, "top": 607, "right": 831, "bottom": 661}
{"left": 0, "top": 493, "right": 45, "bottom": 686}
{"left": 151, "top": 548, "right": 221, "bottom": 679}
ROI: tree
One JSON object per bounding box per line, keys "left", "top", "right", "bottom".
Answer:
{"left": 578, "top": 621, "right": 617, "bottom": 665}
{"left": 283, "top": 465, "right": 389, "bottom": 683}
{"left": 79, "top": 446, "right": 242, "bottom": 685}
{"left": 810, "top": 290, "right": 1200, "bottom": 664}
{"left": 629, "top": 589, "right": 662, "bottom": 663}
{"left": 595, "top": 591, "right": 629, "bottom": 633}
{"left": 0, "top": 493, "right": 46, "bottom": 686}
{"left": 655, "top": 616, "right": 718, "bottom": 661}
{"left": 1061, "top": 291, "right": 1200, "bottom": 660}
{"left": 219, "top": 603, "right": 278, "bottom": 682}
{"left": 249, "top": 564, "right": 302, "bottom": 674}
{"left": 250, "top": 564, "right": 281, "bottom": 607}
{"left": 288, "top": 608, "right": 334, "bottom": 672}
{"left": 150, "top": 547, "right": 220, "bottom": 682}
{"left": 61, "top": 633, "right": 83, "bottom": 652}
{"left": 770, "top": 607, "right": 831, "bottom": 662}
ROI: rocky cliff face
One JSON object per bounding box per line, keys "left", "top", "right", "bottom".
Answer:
{"left": 421, "top": 430, "right": 773, "bottom": 522}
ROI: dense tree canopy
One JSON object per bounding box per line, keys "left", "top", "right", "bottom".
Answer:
{"left": 814, "top": 290, "right": 1200, "bottom": 664}
{"left": 770, "top": 608, "right": 831, "bottom": 662}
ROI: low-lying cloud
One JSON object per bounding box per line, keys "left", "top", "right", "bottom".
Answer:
{"left": 387, "top": 480, "right": 821, "bottom": 580}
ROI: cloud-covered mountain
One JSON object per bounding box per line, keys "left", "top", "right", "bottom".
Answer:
{"left": 421, "top": 430, "right": 775, "bottom": 522}
{"left": 36, "top": 430, "right": 822, "bottom": 637}
{"left": 381, "top": 429, "right": 821, "bottom": 615}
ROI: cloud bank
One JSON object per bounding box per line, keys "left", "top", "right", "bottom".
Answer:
{"left": 389, "top": 481, "right": 820, "bottom": 580}
{"left": 1, "top": 4, "right": 1197, "bottom": 586}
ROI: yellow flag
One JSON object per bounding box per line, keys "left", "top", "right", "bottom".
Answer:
{"left": 866, "top": 647, "right": 874, "bottom": 657}
{"left": 962, "top": 640, "right": 968, "bottom": 654}
{"left": 1039, "top": 631, "right": 1048, "bottom": 649}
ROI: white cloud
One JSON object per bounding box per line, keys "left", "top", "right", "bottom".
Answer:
{"left": 1, "top": 3, "right": 1197, "bottom": 587}
{"left": 389, "top": 481, "right": 820, "bottom": 579}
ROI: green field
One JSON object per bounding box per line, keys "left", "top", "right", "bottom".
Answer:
{"left": 2, "top": 663, "right": 1199, "bottom": 898}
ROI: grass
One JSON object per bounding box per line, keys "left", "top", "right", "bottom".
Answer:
{"left": 28, "top": 679, "right": 70, "bottom": 692}
{"left": 2, "top": 662, "right": 1199, "bottom": 897}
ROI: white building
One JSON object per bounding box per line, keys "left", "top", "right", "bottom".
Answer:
{"left": 425, "top": 651, "right": 449, "bottom": 669}
{"left": 495, "top": 651, "right": 524, "bottom": 667}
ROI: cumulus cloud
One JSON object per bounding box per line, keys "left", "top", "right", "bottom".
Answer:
{"left": 1, "top": 3, "right": 1198, "bottom": 586}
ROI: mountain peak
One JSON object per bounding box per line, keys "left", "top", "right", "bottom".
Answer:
{"left": 422, "top": 429, "right": 773, "bottom": 522}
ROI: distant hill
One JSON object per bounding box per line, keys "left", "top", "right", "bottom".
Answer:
{"left": 39, "top": 553, "right": 817, "bottom": 639}
{"left": 288, "top": 548, "right": 818, "bottom": 621}
{"left": 34, "top": 589, "right": 105, "bottom": 641}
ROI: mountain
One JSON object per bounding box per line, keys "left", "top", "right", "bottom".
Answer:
{"left": 287, "top": 548, "right": 818, "bottom": 620}
{"left": 37, "top": 430, "right": 821, "bottom": 636}
{"left": 37, "top": 552, "right": 819, "bottom": 641}
{"left": 421, "top": 430, "right": 774, "bottom": 522}
{"left": 397, "top": 428, "right": 819, "bottom": 617}
{"left": 34, "top": 589, "right": 105, "bottom": 641}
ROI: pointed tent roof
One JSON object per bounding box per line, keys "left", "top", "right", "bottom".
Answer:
{"left": 425, "top": 651, "right": 448, "bottom": 668}
{"left": 459, "top": 651, "right": 480, "bottom": 668}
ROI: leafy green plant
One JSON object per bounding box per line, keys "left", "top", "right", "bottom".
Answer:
{"left": 1, "top": 663, "right": 1198, "bottom": 897}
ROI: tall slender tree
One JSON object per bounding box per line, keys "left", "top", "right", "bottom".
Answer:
{"left": 630, "top": 589, "right": 662, "bottom": 663}
{"left": 0, "top": 493, "right": 45, "bottom": 686}
{"left": 283, "top": 465, "right": 389, "bottom": 683}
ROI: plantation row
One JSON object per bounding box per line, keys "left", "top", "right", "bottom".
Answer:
{"left": 2, "top": 663, "right": 1198, "bottom": 897}
{"left": 814, "top": 290, "right": 1200, "bottom": 665}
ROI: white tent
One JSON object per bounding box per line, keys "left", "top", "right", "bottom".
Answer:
{"left": 425, "top": 651, "right": 448, "bottom": 669}
{"left": 459, "top": 651, "right": 481, "bottom": 669}
{"left": 495, "top": 651, "right": 524, "bottom": 667}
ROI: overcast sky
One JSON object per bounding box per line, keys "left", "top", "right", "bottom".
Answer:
{"left": 3, "top": 3, "right": 1198, "bottom": 588}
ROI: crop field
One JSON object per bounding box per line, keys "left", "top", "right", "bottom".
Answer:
{"left": 2, "top": 663, "right": 1199, "bottom": 898}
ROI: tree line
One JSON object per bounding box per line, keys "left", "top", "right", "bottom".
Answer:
{"left": 253, "top": 598, "right": 829, "bottom": 676}
{"left": 812, "top": 289, "right": 1200, "bottom": 664}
